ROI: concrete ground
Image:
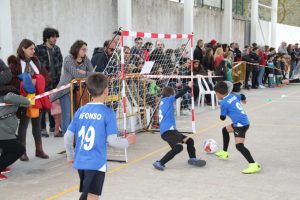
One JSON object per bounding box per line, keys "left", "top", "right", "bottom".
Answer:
{"left": 0, "top": 85, "right": 300, "bottom": 200}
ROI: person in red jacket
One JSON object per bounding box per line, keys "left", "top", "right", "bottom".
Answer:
{"left": 257, "top": 47, "right": 268, "bottom": 88}
{"left": 9, "top": 39, "right": 49, "bottom": 161}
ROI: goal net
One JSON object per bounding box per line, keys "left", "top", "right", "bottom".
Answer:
{"left": 103, "top": 30, "right": 196, "bottom": 138}
{"left": 70, "top": 30, "right": 196, "bottom": 162}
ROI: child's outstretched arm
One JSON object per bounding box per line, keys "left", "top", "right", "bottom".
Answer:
{"left": 175, "top": 81, "right": 192, "bottom": 99}
{"left": 64, "top": 130, "right": 75, "bottom": 163}
{"left": 4, "top": 92, "right": 30, "bottom": 106}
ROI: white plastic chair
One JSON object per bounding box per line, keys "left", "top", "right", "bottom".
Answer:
{"left": 176, "top": 97, "right": 182, "bottom": 117}
{"left": 207, "top": 70, "right": 215, "bottom": 87}
{"left": 197, "top": 75, "right": 217, "bottom": 110}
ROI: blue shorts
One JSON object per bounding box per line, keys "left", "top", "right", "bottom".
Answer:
{"left": 78, "top": 170, "right": 105, "bottom": 196}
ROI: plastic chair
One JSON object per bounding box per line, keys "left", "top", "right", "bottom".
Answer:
{"left": 197, "top": 75, "right": 217, "bottom": 110}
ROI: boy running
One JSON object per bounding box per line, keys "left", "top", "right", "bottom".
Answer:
{"left": 214, "top": 81, "right": 261, "bottom": 174}
{"left": 64, "top": 73, "right": 134, "bottom": 200}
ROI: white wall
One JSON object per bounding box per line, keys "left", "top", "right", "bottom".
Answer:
{"left": 2, "top": 0, "right": 249, "bottom": 61}
{"left": 132, "top": 0, "right": 245, "bottom": 48}
{"left": 257, "top": 19, "right": 300, "bottom": 48}
{"left": 0, "top": 0, "right": 13, "bottom": 61}
{"left": 9, "top": 0, "right": 118, "bottom": 58}
{"left": 276, "top": 23, "right": 300, "bottom": 47}
{"left": 257, "top": 20, "right": 271, "bottom": 46}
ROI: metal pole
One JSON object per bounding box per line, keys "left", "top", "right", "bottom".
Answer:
{"left": 271, "top": 0, "right": 278, "bottom": 47}
{"left": 184, "top": 0, "right": 194, "bottom": 34}
{"left": 222, "top": 0, "right": 233, "bottom": 43}
{"left": 118, "top": 0, "right": 132, "bottom": 46}
{"left": 190, "top": 35, "right": 196, "bottom": 134}
{"left": 251, "top": 0, "right": 259, "bottom": 44}
{"left": 120, "top": 32, "right": 127, "bottom": 137}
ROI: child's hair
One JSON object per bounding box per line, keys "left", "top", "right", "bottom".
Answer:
{"left": 86, "top": 73, "right": 108, "bottom": 97}
{"left": 161, "top": 86, "right": 175, "bottom": 97}
{"left": 268, "top": 54, "right": 275, "bottom": 60}
{"left": 214, "top": 81, "right": 228, "bottom": 95}
{"left": 223, "top": 52, "right": 231, "bottom": 58}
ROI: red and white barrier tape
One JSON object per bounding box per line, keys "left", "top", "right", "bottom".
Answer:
{"left": 0, "top": 80, "right": 86, "bottom": 107}
{"left": 0, "top": 83, "right": 72, "bottom": 107}
{"left": 233, "top": 61, "right": 284, "bottom": 72}
{"left": 0, "top": 74, "right": 221, "bottom": 107}
{"left": 143, "top": 74, "right": 222, "bottom": 79}
{"left": 122, "top": 30, "right": 193, "bottom": 39}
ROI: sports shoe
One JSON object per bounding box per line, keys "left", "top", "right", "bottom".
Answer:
{"left": 41, "top": 129, "right": 49, "bottom": 138}
{"left": 49, "top": 127, "right": 55, "bottom": 133}
{"left": 0, "top": 173, "right": 7, "bottom": 181}
{"left": 215, "top": 150, "right": 229, "bottom": 160}
{"left": 54, "top": 130, "right": 63, "bottom": 137}
{"left": 153, "top": 161, "right": 165, "bottom": 171}
{"left": 188, "top": 158, "right": 206, "bottom": 167}
{"left": 242, "top": 162, "right": 261, "bottom": 174}
{"left": 0, "top": 168, "right": 11, "bottom": 174}
{"left": 258, "top": 85, "right": 266, "bottom": 89}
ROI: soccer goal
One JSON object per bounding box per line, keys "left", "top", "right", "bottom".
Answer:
{"left": 70, "top": 30, "right": 197, "bottom": 162}
{"left": 103, "top": 30, "right": 196, "bottom": 136}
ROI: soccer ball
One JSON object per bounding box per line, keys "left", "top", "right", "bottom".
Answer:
{"left": 203, "top": 139, "right": 218, "bottom": 153}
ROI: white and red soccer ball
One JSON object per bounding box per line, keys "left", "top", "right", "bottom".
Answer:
{"left": 203, "top": 139, "right": 218, "bottom": 153}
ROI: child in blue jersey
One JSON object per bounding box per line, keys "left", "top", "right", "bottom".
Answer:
{"left": 214, "top": 81, "right": 261, "bottom": 174}
{"left": 153, "top": 81, "right": 206, "bottom": 171}
{"left": 64, "top": 73, "right": 134, "bottom": 200}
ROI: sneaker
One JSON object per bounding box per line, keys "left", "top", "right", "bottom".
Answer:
{"left": 49, "top": 127, "right": 55, "bottom": 133}
{"left": 151, "top": 124, "right": 160, "bottom": 129}
{"left": 258, "top": 85, "right": 266, "bottom": 89}
{"left": 41, "top": 129, "right": 49, "bottom": 138}
{"left": 0, "top": 168, "right": 11, "bottom": 174}
{"left": 277, "top": 84, "right": 283, "bottom": 88}
{"left": 54, "top": 131, "right": 64, "bottom": 137}
{"left": 188, "top": 158, "right": 206, "bottom": 167}
{"left": 153, "top": 161, "right": 165, "bottom": 171}
{"left": 242, "top": 162, "right": 261, "bottom": 174}
{"left": 215, "top": 150, "right": 229, "bottom": 160}
{"left": 0, "top": 173, "right": 7, "bottom": 181}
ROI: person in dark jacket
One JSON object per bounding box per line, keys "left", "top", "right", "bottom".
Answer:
{"left": 92, "top": 40, "right": 116, "bottom": 73}
{"left": 35, "top": 27, "right": 63, "bottom": 137}
{"left": 242, "top": 47, "right": 257, "bottom": 89}
{"left": 202, "top": 48, "right": 214, "bottom": 72}
{"left": 0, "top": 62, "right": 30, "bottom": 181}
{"left": 194, "top": 39, "right": 204, "bottom": 65}
{"left": 234, "top": 43, "right": 242, "bottom": 62}
{"left": 250, "top": 47, "right": 261, "bottom": 89}
{"left": 149, "top": 40, "right": 166, "bottom": 65}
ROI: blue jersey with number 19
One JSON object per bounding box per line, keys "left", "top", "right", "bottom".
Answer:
{"left": 220, "top": 94, "right": 249, "bottom": 127}
{"left": 67, "top": 103, "right": 118, "bottom": 171}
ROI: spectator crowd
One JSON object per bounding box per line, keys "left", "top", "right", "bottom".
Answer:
{"left": 0, "top": 27, "right": 300, "bottom": 181}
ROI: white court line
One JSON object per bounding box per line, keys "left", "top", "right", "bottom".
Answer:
{"left": 271, "top": 101, "right": 300, "bottom": 103}
{"left": 282, "top": 96, "right": 300, "bottom": 97}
